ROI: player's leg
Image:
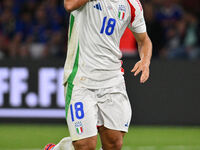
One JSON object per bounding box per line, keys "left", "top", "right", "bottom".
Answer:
{"left": 45, "top": 136, "right": 97, "bottom": 150}
{"left": 97, "top": 82, "right": 132, "bottom": 150}
{"left": 72, "top": 135, "right": 97, "bottom": 150}
{"left": 98, "top": 126, "right": 125, "bottom": 150}
{"left": 44, "top": 84, "right": 98, "bottom": 150}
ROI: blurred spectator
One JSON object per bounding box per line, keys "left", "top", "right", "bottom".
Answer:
{"left": 0, "top": 9, "right": 16, "bottom": 38}
{"left": 15, "top": 12, "right": 33, "bottom": 42}
{"left": 8, "top": 33, "right": 22, "bottom": 58}
{"left": 18, "top": 44, "right": 30, "bottom": 58}
{"left": 143, "top": 1, "right": 164, "bottom": 57}
{"left": 45, "top": 31, "right": 66, "bottom": 57}
{"left": 162, "top": 19, "right": 187, "bottom": 59}
{"left": 160, "top": 11, "right": 200, "bottom": 59}
{"left": 155, "top": 0, "right": 183, "bottom": 24}
{"left": 184, "top": 12, "right": 200, "bottom": 59}
{"left": 154, "top": 0, "right": 183, "bottom": 53}
{"left": 0, "top": 33, "right": 8, "bottom": 58}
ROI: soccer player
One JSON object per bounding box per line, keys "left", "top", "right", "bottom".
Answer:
{"left": 45, "top": 0, "right": 152, "bottom": 149}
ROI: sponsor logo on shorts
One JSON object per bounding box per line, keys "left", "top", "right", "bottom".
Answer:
{"left": 75, "top": 121, "right": 83, "bottom": 134}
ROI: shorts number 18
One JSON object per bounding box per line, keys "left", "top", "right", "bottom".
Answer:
{"left": 70, "top": 102, "right": 84, "bottom": 122}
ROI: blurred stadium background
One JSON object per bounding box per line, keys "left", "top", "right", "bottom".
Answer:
{"left": 0, "top": 0, "right": 200, "bottom": 150}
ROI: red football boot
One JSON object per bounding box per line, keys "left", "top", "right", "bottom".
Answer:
{"left": 44, "top": 143, "right": 56, "bottom": 150}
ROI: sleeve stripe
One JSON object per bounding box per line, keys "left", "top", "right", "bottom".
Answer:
{"left": 127, "top": 0, "right": 136, "bottom": 24}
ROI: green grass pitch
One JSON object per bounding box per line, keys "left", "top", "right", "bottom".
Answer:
{"left": 0, "top": 124, "right": 200, "bottom": 150}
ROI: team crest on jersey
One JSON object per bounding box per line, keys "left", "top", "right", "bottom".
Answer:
{"left": 75, "top": 121, "right": 83, "bottom": 134}
{"left": 118, "top": 5, "right": 126, "bottom": 20}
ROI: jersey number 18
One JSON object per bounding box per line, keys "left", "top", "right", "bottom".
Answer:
{"left": 100, "top": 16, "right": 116, "bottom": 36}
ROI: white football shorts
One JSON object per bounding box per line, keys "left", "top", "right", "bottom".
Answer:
{"left": 64, "top": 82, "right": 132, "bottom": 141}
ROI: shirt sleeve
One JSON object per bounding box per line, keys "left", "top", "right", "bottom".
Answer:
{"left": 128, "top": 0, "right": 146, "bottom": 33}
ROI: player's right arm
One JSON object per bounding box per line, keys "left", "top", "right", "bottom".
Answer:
{"left": 128, "top": 0, "right": 152, "bottom": 83}
{"left": 131, "top": 32, "right": 152, "bottom": 83}
{"left": 64, "top": 0, "right": 89, "bottom": 12}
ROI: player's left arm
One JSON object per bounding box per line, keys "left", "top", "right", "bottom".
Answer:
{"left": 131, "top": 32, "right": 152, "bottom": 83}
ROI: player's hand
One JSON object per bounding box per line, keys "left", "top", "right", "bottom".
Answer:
{"left": 131, "top": 59, "right": 150, "bottom": 83}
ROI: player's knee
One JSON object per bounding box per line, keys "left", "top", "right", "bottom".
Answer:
{"left": 73, "top": 137, "right": 96, "bottom": 150}
{"left": 105, "top": 136, "right": 123, "bottom": 150}
{"left": 112, "top": 139, "right": 123, "bottom": 150}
